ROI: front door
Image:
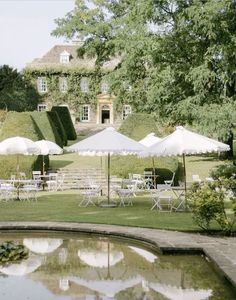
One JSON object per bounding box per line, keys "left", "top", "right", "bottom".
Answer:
{"left": 101, "top": 105, "right": 110, "bottom": 124}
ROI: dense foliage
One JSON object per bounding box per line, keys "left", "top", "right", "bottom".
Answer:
{"left": 52, "top": 0, "right": 236, "bottom": 141}
{"left": 0, "top": 65, "right": 40, "bottom": 111}
{"left": 51, "top": 106, "right": 77, "bottom": 140}
{"left": 0, "top": 241, "right": 28, "bottom": 264}
{"left": 189, "top": 179, "right": 236, "bottom": 233}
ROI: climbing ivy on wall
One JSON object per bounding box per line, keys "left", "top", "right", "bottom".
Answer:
{"left": 23, "top": 67, "right": 109, "bottom": 113}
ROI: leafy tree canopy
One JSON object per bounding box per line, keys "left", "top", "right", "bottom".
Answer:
{"left": 52, "top": 0, "right": 236, "bottom": 140}
{"left": 0, "top": 65, "right": 40, "bottom": 111}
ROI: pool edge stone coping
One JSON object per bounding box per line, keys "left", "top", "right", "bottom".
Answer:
{"left": 0, "top": 221, "right": 236, "bottom": 289}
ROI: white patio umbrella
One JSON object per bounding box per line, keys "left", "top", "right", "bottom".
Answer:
{"left": 140, "top": 126, "right": 230, "bottom": 206}
{"left": 35, "top": 140, "right": 63, "bottom": 174}
{"left": 23, "top": 238, "right": 63, "bottom": 254}
{"left": 0, "top": 255, "right": 42, "bottom": 276}
{"left": 69, "top": 275, "right": 143, "bottom": 298}
{"left": 139, "top": 133, "right": 162, "bottom": 147}
{"left": 0, "top": 136, "right": 41, "bottom": 178}
{"left": 148, "top": 282, "right": 212, "bottom": 300}
{"left": 128, "top": 246, "right": 157, "bottom": 263}
{"left": 67, "top": 127, "right": 146, "bottom": 204}
{"left": 139, "top": 133, "right": 163, "bottom": 186}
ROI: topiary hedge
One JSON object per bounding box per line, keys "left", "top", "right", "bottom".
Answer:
{"left": 51, "top": 106, "right": 77, "bottom": 140}
{"left": 119, "top": 113, "right": 161, "bottom": 141}
{"left": 47, "top": 111, "right": 67, "bottom": 146}
{"left": 31, "top": 111, "right": 63, "bottom": 147}
{"left": 0, "top": 111, "right": 48, "bottom": 177}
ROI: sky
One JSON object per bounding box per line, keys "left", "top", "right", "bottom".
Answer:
{"left": 0, "top": 0, "right": 75, "bottom": 71}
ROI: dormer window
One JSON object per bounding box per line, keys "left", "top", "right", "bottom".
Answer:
{"left": 60, "top": 50, "right": 70, "bottom": 64}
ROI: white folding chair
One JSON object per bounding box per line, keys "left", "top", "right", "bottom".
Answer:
{"left": 150, "top": 186, "right": 173, "bottom": 212}
{"left": 19, "top": 183, "right": 39, "bottom": 201}
{"left": 116, "top": 188, "right": 133, "bottom": 206}
{"left": 79, "top": 185, "right": 101, "bottom": 207}
{"left": 192, "top": 174, "right": 202, "bottom": 183}
{"left": 0, "top": 183, "right": 16, "bottom": 201}
{"left": 46, "top": 173, "right": 58, "bottom": 191}
{"left": 164, "top": 172, "right": 175, "bottom": 186}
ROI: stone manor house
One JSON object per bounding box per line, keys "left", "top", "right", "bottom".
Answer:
{"left": 25, "top": 43, "right": 132, "bottom": 129}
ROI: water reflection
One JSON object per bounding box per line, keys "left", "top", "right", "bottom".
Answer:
{"left": 0, "top": 255, "right": 42, "bottom": 276}
{"left": 0, "top": 232, "right": 234, "bottom": 299}
{"left": 23, "top": 238, "right": 63, "bottom": 254}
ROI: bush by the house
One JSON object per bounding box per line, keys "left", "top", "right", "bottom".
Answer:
{"left": 47, "top": 111, "right": 67, "bottom": 146}
{"left": 51, "top": 106, "right": 77, "bottom": 140}
{"left": 31, "top": 111, "right": 63, "bottom": 147}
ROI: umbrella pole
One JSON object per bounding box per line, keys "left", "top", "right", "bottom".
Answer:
{"left": 42, "top": 155, "right": 45, "bottom": 175}
{"left": 16, "top": 155, "right": 20, "bottom": 179}
{"left": 182, "top": 154, "right": 187, "bottom": 208}
{"left": 108, "top": 153, "right": 110, "bottom": 204}
{"left": 152, "top": 157, "right": 156, "bottom": 188}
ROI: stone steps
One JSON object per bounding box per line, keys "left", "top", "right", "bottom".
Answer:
{"left": 57, "top": 168, "right": 107, "bottom": 190}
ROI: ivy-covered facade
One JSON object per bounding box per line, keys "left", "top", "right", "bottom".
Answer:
{"left": 24, "top": 44, "right": 132, "bottom": 125}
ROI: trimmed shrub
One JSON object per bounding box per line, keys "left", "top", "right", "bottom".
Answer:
{"left": 51, "top": 106, "right": 77, "bottom": 140}
{"left": 0, "top": 111, "right": 48, "bottom": 177}
{"left": 119, "top": 113, "right": 161, "bottom": 141}
{"left": 47, "top": 111, "right": 67, "bottom": 146}
{"left": 110, "top": 156, "right": 179, "bottom": 183}
{"left": 31, "top": 111, "right": 63, "bottom": 147}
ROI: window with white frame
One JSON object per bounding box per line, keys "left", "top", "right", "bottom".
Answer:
{"left": 60, "top": 50, "right": 70, "bottom": 64}
{"left": 122, "top": 105, "right": 132, "bottom": 120}
{"left": 59, "top": 77, "right": 68, "bottom": 93}
{"left": 37, "top": 103, "right": 47, "bottom": 112}
{"left": 80, "top": 77, "right": 89, "bottom": 92}
{"left": 100, "top": 80, "right": 109, "bottom": 93}
{"left": 80, "top": 105, "right": 90, "bottom": 122}
{"left": 37, "top": 77, "right": 47, "bottom": 93}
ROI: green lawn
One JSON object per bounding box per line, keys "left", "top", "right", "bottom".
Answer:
{"left": 0, "top": 190, "right": 234, "bottom": 232}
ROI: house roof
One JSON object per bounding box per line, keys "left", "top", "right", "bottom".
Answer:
{"left": 26, "top": 43, "right": 120, "bottom": 71}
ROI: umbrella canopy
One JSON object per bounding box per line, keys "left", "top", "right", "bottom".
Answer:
{"left": 23, "top": 238, "right": 63, "bottom": 254}
{"left": 148, "top": 282, "right": 212, "bottom": 300}
{"left": 69, "top": 275, "right": 143, "bottom": 298}
{"left": 0, "top": 136, "right": 41, "bottom": 178}
{"left": 140, "top": 126, "right": 230, "bottom": 205}
{"left": 78, "top": 249, "right": 124, "bottom": 268}
{"left": 35, "top": 140, "right": 63, "bottom": 155}
{"left": 67, "top": 127, "right": 146, "bottom": 204}
{"left": 0, "top": 136, "right": 40, "bottom": 155}
{"left": 0, "top": 255, "right": 42, "bottom": 276}
{"left": 68, "top": 127, "right": 145, "bottom": 156}
{"left": 141, "top": 126, "right": 229, "bottom": 157}
{"left": 128, "top": 246, "right": 157, "bottom": 263}
{"left": 139, "top": 133, "right": 162, "bottom": 147}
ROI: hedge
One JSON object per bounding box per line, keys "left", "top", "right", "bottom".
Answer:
{"left": 31, "top": 111, "right": 63, "bottom": 147}
{"left": 47, "top": 111, "right": 67, "bottom": 146}
{"left": 51, "top": 106, "right": 77, "bottom": 140}
{"left": 119, "top": 113, "right": 161, "bottom": 141}
{"left": 0, "top": 111, "right": 48, "bottom": 177}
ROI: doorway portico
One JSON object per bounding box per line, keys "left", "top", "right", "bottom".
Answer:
{"left": 96, "top": 95, "right": 114, "bottom": 124}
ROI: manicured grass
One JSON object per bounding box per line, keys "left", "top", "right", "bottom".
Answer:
{"left": 0, "top": 190, "right": 234, "bottom": 232}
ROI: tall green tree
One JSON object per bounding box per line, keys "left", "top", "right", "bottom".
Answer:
{"left": 52, "top": 0, "right": 236, "bottom": 142}
{"left": 0, "top": 65, "right": 40, "bottom": 111}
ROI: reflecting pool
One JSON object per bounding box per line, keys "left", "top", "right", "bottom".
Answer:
{"left": 0, "top": 231, "right": 235, "bottom": 300}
